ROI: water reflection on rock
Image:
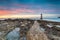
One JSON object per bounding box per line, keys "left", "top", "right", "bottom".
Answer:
{"left": 6, "top": 28, "right": 20, "bottom": 40}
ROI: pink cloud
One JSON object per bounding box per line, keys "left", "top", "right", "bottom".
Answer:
{"left": 0, "top": 7, "right": 35, "bottom": 15}
{"left": 0, "top": 4, "right": 60, "bottom": 15}
{"left": 10, "top": 8, "right": 35, "bottom": 13}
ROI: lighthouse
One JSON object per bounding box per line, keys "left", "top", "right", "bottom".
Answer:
{"left": 41, "top": 13, "right": 43, "bottom": 20}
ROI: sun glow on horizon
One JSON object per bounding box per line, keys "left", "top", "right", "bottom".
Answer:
{"left": 0, "top": 15, "right": 40, "bottom": 18}
{"left": 0, "top": 14, "right": 59, "bottom": 19}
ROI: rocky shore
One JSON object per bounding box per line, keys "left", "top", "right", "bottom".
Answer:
{"left": 0, "top": 18, "right": 60, "bottom": 40}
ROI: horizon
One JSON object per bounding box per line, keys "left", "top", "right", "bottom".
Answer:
{"left": 0, "top": 14, "right": 60, "bottom": 18}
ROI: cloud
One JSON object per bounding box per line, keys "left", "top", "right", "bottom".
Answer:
{"left": 0, "top": 4, "right": 60, "bottom": 16}
{"left": 0, "top": 8, "right": 35, "bottom": 15}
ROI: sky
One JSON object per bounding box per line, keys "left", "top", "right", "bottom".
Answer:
{"left": 0, "top": 0, "right": 60, "bottom": 18}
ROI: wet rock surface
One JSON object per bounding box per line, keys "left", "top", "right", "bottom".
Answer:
{"left": 0, "top": 19, "right": 34, "bottom": 40}
{"left": 0, "top": 19, "right": 60, "bottom": 40}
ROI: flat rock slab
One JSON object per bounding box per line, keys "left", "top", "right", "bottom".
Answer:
{"left": 27, "top": 21, "right": 49, "bottom": 40}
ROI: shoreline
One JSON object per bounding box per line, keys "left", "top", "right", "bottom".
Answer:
{"left": 0, "top": 18, "right": 60, "bottom": 40}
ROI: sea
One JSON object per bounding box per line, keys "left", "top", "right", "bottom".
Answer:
{"left": 43, "top": 18, "right": 60, "bottom": 22}
{"left": 30, "top": 18, "right": 60, "bottom": 22}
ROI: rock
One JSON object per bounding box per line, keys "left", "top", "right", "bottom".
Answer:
{"left": 6, "top": 28, "right": 20, "bottom": 40}
{"left": 27, "top": 21, "right": 49, "bottom": 40}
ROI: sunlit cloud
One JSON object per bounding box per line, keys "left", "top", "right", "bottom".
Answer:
{"left": 0, "top": 15, "right": 40, "bottom": 18}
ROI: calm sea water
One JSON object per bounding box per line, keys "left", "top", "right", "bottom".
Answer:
{"left": 31, "top": 18, "right": 60, "bottom": 22}
{"left": 43, "top": 18, "right": 60, "bottom": 22}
